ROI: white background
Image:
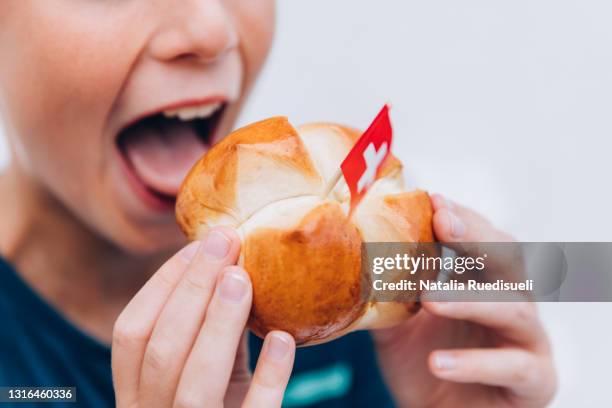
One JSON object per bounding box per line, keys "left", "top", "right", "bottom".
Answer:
{"left": 2, "top": 1, "right": 611, "bottom": 406}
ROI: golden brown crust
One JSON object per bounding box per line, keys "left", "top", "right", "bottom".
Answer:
{"left": 176, "top": 117, "right": 322, "bottom": 238}
{"left": 244, "top": 202, "right": 366, "bottom": 345}
{"left": 383, "top": 190, "right": 435, "bottom": 242}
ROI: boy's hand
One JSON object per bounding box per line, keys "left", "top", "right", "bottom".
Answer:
{"left": 373, "top": 195, "right": 557, "bottom": 408}
{"left": 111, "top": 227, "right": 295, "bottom": 408}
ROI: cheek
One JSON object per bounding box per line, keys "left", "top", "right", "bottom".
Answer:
{"left": 228, "top": 0, "right": 276, "bottom": 85}
{"left": 0, "top": 1, "right": 163, "bottom": 247}
{"left": 0, "top": 1, "right": 147, "bottom": 171}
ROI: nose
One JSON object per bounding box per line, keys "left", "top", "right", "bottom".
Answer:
{"left": 148, "top": 0, "right": 239, "bottom": 63}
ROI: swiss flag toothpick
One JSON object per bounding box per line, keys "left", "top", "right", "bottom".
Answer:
{"left": 323, "top": 104, "right": 393, "bottom": 216}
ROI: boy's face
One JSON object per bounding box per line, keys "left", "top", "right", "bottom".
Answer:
{"left": 0, "top": 0, "right": 275, "bottom": 253}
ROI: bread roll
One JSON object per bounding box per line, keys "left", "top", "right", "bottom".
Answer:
{"left": 176, "top": 117, "right": 435, "bottom": 346}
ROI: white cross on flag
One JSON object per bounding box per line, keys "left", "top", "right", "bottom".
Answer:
{"left": 340, "top": 104, "right": 393, "bottom": 215}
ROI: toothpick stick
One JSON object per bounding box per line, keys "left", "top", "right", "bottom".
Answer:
{"left": 321, "top": 168, "right": 343, "bottom": 199}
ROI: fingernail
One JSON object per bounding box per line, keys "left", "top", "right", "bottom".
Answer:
{"left": 202, "top": 231, "right": 231, "bottom": 260}
{"left": 449, "top": 212, "right": 466, "bottom": 238}
{"left": 219, "top": 270, "right": 249, "bottom": 303}
{"left": 179, "top": 241, "right": 201, "bottom": 263}
{"left": 434, "top": 353, "right": 456, "bottom": 371}
{"left": 266, "top": 333, "right": 291, "bottom": 361}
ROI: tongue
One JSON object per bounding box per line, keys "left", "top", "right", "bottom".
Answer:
{"left": 122, "top": 119, "right": 208, "bottom": 196}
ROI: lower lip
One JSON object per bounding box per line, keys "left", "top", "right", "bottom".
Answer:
{"left": 115, "top": 146, "right": 178, "bottom": 213}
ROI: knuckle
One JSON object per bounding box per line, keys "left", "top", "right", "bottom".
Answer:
{"left": 143, "top": 341, "right": 172, "bottom": 372}
{"left": 183, "top": 272, "right": 213, "bottom": 294}
{"left": 253, "top": 365, "right": 284, "bottom": 390}
{"left": 253, "top": 373, "right": 280, "bottom": 391}
{"left": 195, "top": 285, "right": 250, "bottom": 330}
{"left": 173, "top": 393, "right": 219, "bottom": 408}
{"left": 154, "top": 268, "right": 179, "bottom": 290}
{"left": 513, "top": 302, "right": 536, "bottom": 323}
{"left": 511, "top": 354, "right": 537, "bottom": 386}
{"left": 172, "top": 395, "right": 199, "bottom": 408}
{"left": 205, "top": 310, "right": 242, "bottom": 338}
{"left": 112, "top": 318, "right": 147, "bottom": 349}
{"left": 215, "top": 226, "right": 240, "bottom": 243}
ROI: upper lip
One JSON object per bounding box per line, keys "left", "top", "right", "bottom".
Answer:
{"left": 116, "top": 95, "right": 229, "bottom": 137}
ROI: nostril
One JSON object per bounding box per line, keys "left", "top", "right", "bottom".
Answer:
{"left": 175, "top": 52, "right": 201, "bottom": 62}
{"left": 147, "top": 9, "right": 238, "bottom": 64}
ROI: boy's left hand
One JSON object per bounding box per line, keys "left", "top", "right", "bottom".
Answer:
{"left": 372, "top": 195, "right": 557, "bottom": 408}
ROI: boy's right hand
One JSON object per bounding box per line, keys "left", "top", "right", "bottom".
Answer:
{"left": 111, "top": 227, "right": 295, "bottom": 408}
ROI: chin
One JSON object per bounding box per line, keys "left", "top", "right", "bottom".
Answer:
{"left": 115, "top": 224, "right": 186, "bottom": 257}
{"left": 91, "top": 195, "right": 186, "bottom": 256}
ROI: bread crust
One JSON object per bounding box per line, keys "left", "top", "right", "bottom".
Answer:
{"left": 176, "top": 117, "right": 322, "bottom": 238}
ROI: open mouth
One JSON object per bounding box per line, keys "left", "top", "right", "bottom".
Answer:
{"left": 116, "top": 101, "right": 225, "bottom": 210}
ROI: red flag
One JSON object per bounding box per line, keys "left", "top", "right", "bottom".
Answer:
{"left": 341, "top": 104, "right": 393, "bottom": 215}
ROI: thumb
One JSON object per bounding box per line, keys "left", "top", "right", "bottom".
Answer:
{"left": 429, "top": 194, "right": 525, "bottom": 285}
{"left": 430, "top": 194, "right": 514, "bottom": 244}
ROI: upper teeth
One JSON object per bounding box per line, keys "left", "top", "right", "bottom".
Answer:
{"left": 163, "top": 102, "right": 222, "bottom": 121}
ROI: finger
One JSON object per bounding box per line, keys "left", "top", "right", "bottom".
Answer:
{"left": 430, "top": 192, "right": 454, "bottom": 212}
{"left": 139, "top": 227, "right": 241, "bottom": 407}
{"left": 429, "top": 348, "right": 556, "bottom": 402}
{"left": 430, "top": 193, "right": 514, "bottom": 244}
{"left": 242, "top": 331, "right": 296, "bottom": 408}
{"left": 422, "top": 301, "right": 546, "bottom": 346}
{"left": 111, "top": 241, "right": 199, "bottom": 408}
{"left": 174, "top": 266, "right": 252, "bottom": 407}
{"left": 430, "top": 194, "right": 524, "bottom": 283}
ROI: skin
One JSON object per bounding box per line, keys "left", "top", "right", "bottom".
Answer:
{"left": 0, "top": 0, "right": 556, "bottom": 406}
{"left": 374, "top": 195, "right": 558, "bottom": 407}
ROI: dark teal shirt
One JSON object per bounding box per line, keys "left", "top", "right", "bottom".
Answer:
{"left": 0, "top": 257, "right": 395, "bottom": 407}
